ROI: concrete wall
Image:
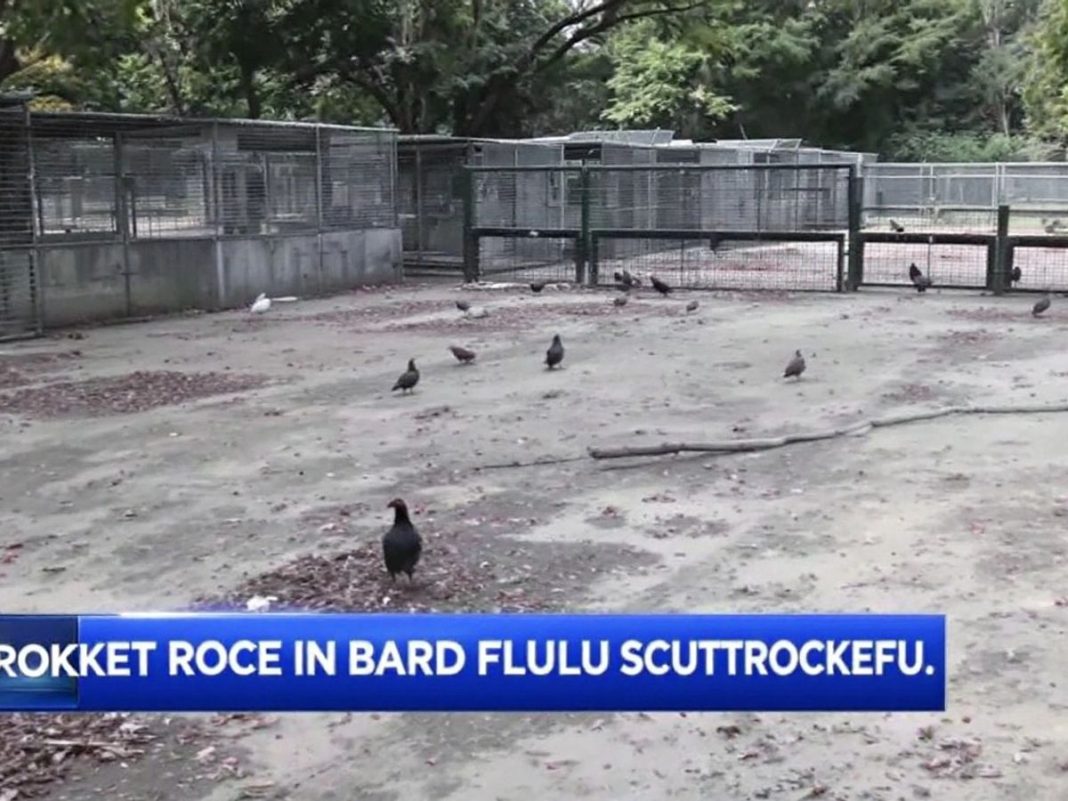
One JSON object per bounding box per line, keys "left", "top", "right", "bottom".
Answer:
{"left": 36, "top": 228, "right": 401, "bottom": 328}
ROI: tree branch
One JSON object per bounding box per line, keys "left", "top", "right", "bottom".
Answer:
{"left": 535, "top": 1, "right": 709, "bottom": 76}
{"left": 588, "top": 403, "right": 1068, "bottom": 460}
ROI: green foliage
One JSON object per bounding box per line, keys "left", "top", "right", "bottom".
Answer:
{"left": 0, "top": 0, "right": 1061, "bottom": 156}
{"left": 601, "top": 19, "right": 736, "bottom": 132}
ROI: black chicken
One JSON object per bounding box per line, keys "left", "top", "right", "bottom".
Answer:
{"left": 545, "top": 334, "right": 565, "bottom": 369}
{"left": 650, "top": 275, "right": 672, "bottom": 296}
{"left": 392, "top": 359, "right": 420, "bottom": 394}
{"left": 448, "top": 345, "right": 476, "bottom": 364}
{"left": 382, "top": 498, "right": 422, "bottom": 582}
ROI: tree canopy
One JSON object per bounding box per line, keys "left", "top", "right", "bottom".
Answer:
{"left": 1, "top": 0, "right": 1066, "bottom": 159}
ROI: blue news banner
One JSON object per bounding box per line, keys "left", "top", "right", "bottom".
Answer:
{"left": 0, "top": 614, "right": 945, "bottom": 712}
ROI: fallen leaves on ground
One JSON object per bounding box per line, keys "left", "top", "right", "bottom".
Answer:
{"left": 0, "top": 371, "right": 268, "bottom": 418}
{"left": 0, "top": 713, "right": 202, "bottom": 798}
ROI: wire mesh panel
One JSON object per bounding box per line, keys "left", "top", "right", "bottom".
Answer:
{"left": 123, "top": 127, "right": 212, "bottom": 238}
{"left": 1006, "top": 244, "right": 1068, "bottom": 292}
{"left": 587, "top": 165, "right": 853, "bottom": 234}
{"left": 472, "top": 166, "right": 581, "bottom": 230}
{"left": 32, "top": 129, "right": 117, "bottom": 240}
{"left": 859, "top": 240, "right": 992, "bottom": 289}
{"left": 477, "top": 233, "right": 578, "bottom": 281}
{"left": 0, "top": 248, "right": 37, "bottom": 339}
{"left": 319, "top": 126, "right": 395, "bottom": 231}
{"left": 592, "top": 233, "right": 842, "bottom": 291}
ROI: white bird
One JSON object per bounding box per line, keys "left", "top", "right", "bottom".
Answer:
{"left": 250, "top": 293, "right": 271, "bottom": 314}
{"left": 245, "top": 595, "right": 278, "bottom": 612}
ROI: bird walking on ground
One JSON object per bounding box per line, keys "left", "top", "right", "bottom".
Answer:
{"left": 623, "top": 269, "right": 641, "bottom": 288}
{"left": 1033, "top": 293, "right": 1052, "bottom": 317}
{"left": 890, "top": 219, "right": 905, "bottom": 233}
{"left": 382, "top": 498, "right": 422, "bottom": 583}
{"left": 456, "top": 300, "right": 470, "bottom": 313}
{"left": 685, "top": 299, "right": 699, "bottom": 313}
{"left": 1045, "top": 218, "right": 1063, "bottom": 234}
{"left": 530, "top": 281, "right": 546, "bottom": 294}
{"left": 448, "top": 345, "right": 476, "bottom": 364}
{"left": 250, "top": 292, "right": 271, "bottom": 314}
{"left": 650, "top": 275, "right": 672, "bottom": 297}
{"left": 613, "top": 295, "right": 629, "bottom": 307}
{"left": 908, "top": 262, "right": 932, "bottom": 293}
{"left": 392, "top": 358, "right": 420, "bottom": 394}
{"left": 545, "top": 334, "right": 564, "bottom": 370}
{"left": 1010, "top": 266, "right": 1022, "bottom": 286}
{"left": 783, "top": 350, "right": 806, "bottom": 380}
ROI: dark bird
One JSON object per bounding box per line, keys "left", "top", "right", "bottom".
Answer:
{"left": 908, "top": 262, "right": 932, "bottom": 293}
{"left": 622, "top": 269, "right": 641, "bottom": 288}
{"left": 545, "top": 334, "right": 564, "bottom": 369}
{"left": 448, "top": 345, "right": 476, "bottom": 364}
{"left": 1010, "top": 266, "right": 1022, "bottom": 286}
{"left": 613, "top": 270, "right": 624, "bottom": 283}
{"left": 685, "top": 299, "right": 699, "bottom": 313}
{"left": 1033, "top": 294, "right": 1052, "bottom": 317}
{"left": 530, "top": 281, "right": 547, "bottom": 293}
{"left": 391, "top": 358, "right": 420, "bottom": 394}
{"left": 613, "top": 295, "right": 629, "bottom": 307}
{"left": 890, "top": 219, "right": 905, "bottom": 233}
{"left": 783, "top": 350, "right": 806, "bottom": 380}
{"left": 382, "top": 498, "right": 422, "bottom": 582}
{"left": 456, "top": 300, "right": 470, "bottom": 313}
{"left": 650, "top": 275, "right": 672, "bottom": 296}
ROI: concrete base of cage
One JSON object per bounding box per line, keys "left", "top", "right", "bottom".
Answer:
{"left": 33, "top": 228, "right": 402, "bottom": 328}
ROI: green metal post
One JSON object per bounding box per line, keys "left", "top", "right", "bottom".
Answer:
{"left": 577, "top": 166, "right": 590, "bottom": 284}
{"left": 847, "top": 172, "right": 863, "bottom": 290}
{"left": 461, "top": 168, "right": 478, "bottom": 283}
{"left": 992, "top": 204, "right": 1010, "bottom": 295}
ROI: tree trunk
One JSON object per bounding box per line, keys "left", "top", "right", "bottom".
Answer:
{"left": 239, "top": 61, "right": 261, "bottom": 119}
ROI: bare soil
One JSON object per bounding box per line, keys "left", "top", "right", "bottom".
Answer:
{"left": 2, "top": 281, "right": 1068, "bottom": 800}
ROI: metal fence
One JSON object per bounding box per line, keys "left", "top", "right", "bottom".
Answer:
{"left": 0, "top": 109, "right": 396, "bottom": 338}
{"left": 466, "top": 163, "right": 855, "bottom": 291}
{"left": 397, "top": 137, "right": 563, "bottom": 274}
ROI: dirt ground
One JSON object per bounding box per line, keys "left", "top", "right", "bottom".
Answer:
{"left": 3, "top": 280, "right": 1068, "bottom": 800}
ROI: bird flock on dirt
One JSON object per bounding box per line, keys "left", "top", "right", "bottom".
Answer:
{"left": 241, "top": 231, "right": 1057, "bottom": 584}
{"left": 376, "top": 271, "right": 812, "bottom": 585}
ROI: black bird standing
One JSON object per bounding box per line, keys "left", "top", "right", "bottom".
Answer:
{"left": 545, "top": 334, "right": 564, "bottom": 369}
{"left": 382, "top": 498, "right": 422, "bottom": 582}
{"left": 456, "top": 300, "right": 470, "bottom": 313}
{"left": 1033, "top": 293, "right": 1052, "bottom": 317}
{"left": 650, "top": 275, "right": 672, "bottom": 296}
{"left": 783, "top": 350, "right": 806, "bottom": 380}
{"left": 530, "top": 281, "right": 547, "bottom": 293}
{"left": 908, "top": 262, "right": 932, "bottom": 293}
{"left": 448, "top": 345, "right": 476, "bottom": 364}
{"left": 392, "top": 358, "right": 420, "bottom": 394}
{"left": 1010, "top": 266, "right": 1022, "bottom": 286}
{"left": 890, "top": 219, "right": 905, "bottom": 233}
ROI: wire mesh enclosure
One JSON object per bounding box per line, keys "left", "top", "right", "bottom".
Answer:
{"left": 1005, "top": 207, "right": 1068, "bottom": 292}
{"left": 591, "top": 232, "right": 844, "bottom": 291}
{"left": 19, "top": 113, "right": 395, "bottom": 242}
{"left": 858, "top": 240, "right": 995, "bottom": 290}
{"left": 465, "top": 163, "right": 854, "bottom": 290}
{"left": 398, "top": 137, "right": 564, "bottom": 274}
{"left": 0, "top": 106, "right": 398, "bottom": 332}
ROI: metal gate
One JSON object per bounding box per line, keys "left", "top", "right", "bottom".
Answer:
{"left": 464, "top": 163, "right": 856, "bottom": 291}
